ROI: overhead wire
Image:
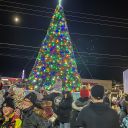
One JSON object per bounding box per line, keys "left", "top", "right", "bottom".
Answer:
{"left": 78, "top": 63, "right": 128, "bottom": 69}
{"left": 0, "top": 42, "right": 40, "bottom": 49}
{"left": 0, "top": 52, "right": 127, "bottom": 69}
{"left": 73, "top": 43, "right": 94, "bottom": 79}
{"left": 0, "top": 53, "right": 34, "bottom": 59}
{"left": 1, "top": 46, "right": 128, "bottom": 61}
{"left": 0, "top": 46, "right": 38, "bottom": 52}
{"left": 1, "top": 23, "right": 128, "bottom": 40}
{"left": 1, "top": 8, "right": 128, "bottom": 30}
{"left": 1, "top": 4, "right": 128, "bottom": 26}
{"left": 0, "top": 0, "right": 128, "bottom": 77}
{"left": 2, "top": 0, "right": 128, "bottom": 22}
{"left": 79, "top": 54, "right": 128, "bottom": 61}
{"left": 1, "top": 45, "right": 128, "bottom": 61}
{"left": 1, "top": 42, "right": 128, "bottom": 59}
{"left": 77, "top": 51, "right": 128, "bottom": 58}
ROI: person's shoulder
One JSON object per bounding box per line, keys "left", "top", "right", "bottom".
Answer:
{"left": 107, "top": 106, "right": 118, "bottom": 115}
{"left": 79, "top": 103, "right": 90, "bottom": 112}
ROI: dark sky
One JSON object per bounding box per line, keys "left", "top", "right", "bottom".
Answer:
{"left": 0, "top": 0, "right": 128, "bottom": 82}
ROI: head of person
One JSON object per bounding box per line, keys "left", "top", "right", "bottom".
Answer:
{"left": 63, "top": 91, "right": 72, "bottom": 100}
{"left": 2, "top": 97, "right": 15, "bottom": 116}
{"left": 80, "top": 85, "right": 90, "bottom": 98}
{"left": 22, "top": 92, "right": 37, "bottom": 110}
{"left": 91, "top": 85, "right": 105, "bottom": 103}
{"left": 125, "top": 94, "right": 128, "bottom": 102}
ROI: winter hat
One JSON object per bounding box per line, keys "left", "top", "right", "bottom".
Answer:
{"left": 2, "top": 97, "right": 15, "bottom": 109}
{"left": 24, "top": 92, "right": 37, "bottom": 104}
{"left": 91, "top": 85, "right": 104, "bottom": 100}
{"left": 80, "top": 89, "right": 90, "bottom": 98}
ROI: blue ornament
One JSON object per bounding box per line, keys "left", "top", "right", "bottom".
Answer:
{"left": 42, "top": 75, "right": 46, "bottom": 79}
{"left": 61, "top": 25, "right": 65, "bottom": 31}
{"left": 51, "top": 71, "right": 55, "bottom": 76}
{"left": 42, "top": 67, "right": 46, "bottom": 71}
{"left": 56, "top": 29, "right": 59, "bottom": 33}
{"left": 72, "top": 67, "right": 76, "bottom": 72}
{"left": 41, "top": 57, "right": 45, "bottom": 61}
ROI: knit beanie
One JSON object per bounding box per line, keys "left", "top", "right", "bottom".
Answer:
{"left": 91, "top": 85, "right": 104, "bottom": 100}
{"left": 80, "top": 89, "right": 90, "bottom": 98}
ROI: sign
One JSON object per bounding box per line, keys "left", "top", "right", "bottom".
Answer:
{"left": 123, "top": 69, "right": 128, "bottom": 93}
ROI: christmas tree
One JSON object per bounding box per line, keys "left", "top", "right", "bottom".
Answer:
{"left": 28, "top": 1, "right": 81, "bottom": 91}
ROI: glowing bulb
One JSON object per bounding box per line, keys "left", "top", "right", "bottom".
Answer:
{"left": 59, "top": 0, "right": 62, "bottom": 6}
{"left": 14, "top": 17, "right": 20, "bottom": 23}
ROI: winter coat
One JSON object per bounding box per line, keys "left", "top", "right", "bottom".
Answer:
{"left": 57, "top": 97, "right": 72, "bottom": 123}
{"left": 43, "top": 92, "right": 61, "bottom": 113}
{"left": 103, "top": 95, "right": 110, "bottom": 106}
{"left": 70, "top": 97, "right": 89, "bottom": 128}
{"left": 120, "top": 115, "right": 128, "bottom": 128}
{"left": 0, "top": 91, "right": 4, "bottom": 108}
{"left": 22, "top": 106, "right": 51, "bottom": 128}
{"left": 76, "top": 102, "right": 120, "bottom": 128}
{"left": 0, "top": 113, "right": 22, "bottom": 128}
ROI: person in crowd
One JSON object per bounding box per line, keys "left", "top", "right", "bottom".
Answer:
{"left": 0, "top": 77, "right": 3, "bottom": 90}
{"left": 0, "top": 97, "right": 22, "bottom": 128}
{"left": 0, "top": 91, "right": 4, "bottom": 109}
{"left": 103, "top": 90, "right": 111, "bottom": 106}
{"left": 120, "top": 94, "right": 128, "bottom": 115}
{"left": 120, "top": 95, "right": 128, "bottom": 127}
{"left": 120, "top": 110, "right": 128, "bottom": 128}
{"left": 70, "top": 86, "right": 90, "bottom": 128}
{"left": 21, "top": 92, "right": 51, "bottom": 128}
{"left": 76, "top": 85, "right": 120, "bottom": 128}
{"left": 57, "top": 90, "right": 73, "bottom": 128}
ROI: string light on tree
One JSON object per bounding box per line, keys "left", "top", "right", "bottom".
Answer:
{"left": 59, "top": 0, "right": 62, "bottom": 6}
{"left": 28, "top": 0, "right": 81, "bottom": 91}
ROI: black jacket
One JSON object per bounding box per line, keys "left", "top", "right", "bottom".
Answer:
{"left": 57, "top": 97, "right": 72, "bottom": 123}
{"left": 22, "top": 106, "right": 51, "bottom": 128}
{"left": 70, "top": 97, "right": 89, "bottom": 128}
{"left": 76, "top": 102, "right": 120, "bottom": 128}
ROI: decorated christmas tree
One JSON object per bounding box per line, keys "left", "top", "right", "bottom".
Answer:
{"left": 28, "top": 0, "right": 81, "bottom": 91}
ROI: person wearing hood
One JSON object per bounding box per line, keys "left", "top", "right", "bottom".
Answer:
{"left": 76, "top": 85, "right": 120, "bottom": 128}
{"left": 57, "top": 91, "right": 73, "bottom": 128}
{"left": 0, "top": 97, "right": 22, "bottom": 128}
{"left": 70, "top": 86, "right": 90, "bottom": 128}
{"left": 21, "top": 92, "right": 51, "bottom": 128}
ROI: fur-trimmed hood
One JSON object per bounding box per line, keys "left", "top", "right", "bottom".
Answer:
{"left": 72, "top": 97, "right": 90, "bottom": 111}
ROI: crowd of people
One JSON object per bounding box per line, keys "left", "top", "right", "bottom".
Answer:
{"left": 0, "top": 78, "right": 128, "bottom": 128}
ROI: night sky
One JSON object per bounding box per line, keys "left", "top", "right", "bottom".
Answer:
{"left": 0, "top": 0, "right": 128, "bottom": 82}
